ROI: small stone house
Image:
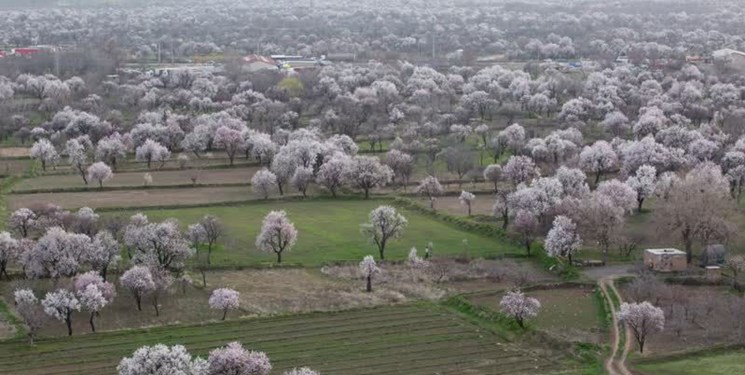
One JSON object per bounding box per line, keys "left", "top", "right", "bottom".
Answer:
{"left": 644, "top": 248, "right": 687, "bottom": 272}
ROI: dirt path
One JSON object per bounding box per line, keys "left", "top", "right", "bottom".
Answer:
{"left": 599, "top": 277, "right": 634, "bottom": 375}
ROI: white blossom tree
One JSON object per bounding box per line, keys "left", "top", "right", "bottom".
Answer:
{"left": 119, "top": 265, "right": 155, "bottom": 311}
{"left": 503, "top": 156, "right": 540, "bottom": 187}
{"left": 483, "top": 164, "right": 502, "bottom": 193}
{"left": 209, "top": 288, "right": 240, "bottom": 320}
{"left": 579, "top": 140, "right": 618, "bottom": 185}
{"left": 291, "top": 166, "right": 314, "bottom": 197}
{"left": 42, "top": 289, "right": 81, "bottom": 336}
{"left": 459, "top": 191, "right": 476, "bottom": 216}
{"left": 345, "top": 156, "right": 393, "bottom": 199}
{"left": 14, "top": 289, "right": 46, "bottom": 344}
{"left": 86, "top": 230, "right": 120, "bottom": 281}
{"left": 0, "top": 232, "right": 19, "bottom": 279}
{"left": 500, "top": 289, "right": 540, "bottom": 328}
{"left": 316, "top": 153, "right": 351, "bottom": 198}
{"left": 214, "top": 126, "right": 245, "bottom": 166}
{"left": 617, "top": 302, "right": 665, "bottom": 353}
{"left": 627, "top": 165, "right": 657, "bottom": 213}
{"left": 66, "top": 138, "right": 90, "bottom": 184}
{"left": 361, "top": 206, "right": 407, "bottom": 260}
{"left": 135, "top": 139, "right": 171, "bottom": 169}
{"left": 256, "top": 210, "right": 298, "bottom": 263}
{"left": 31, "top": 138, "right": 59, "bottom": 172}
{"left": 8, "top": 208, "right": 36, "bottom": 238}
{"left": 251, "top": 169, "right": 278, "bottom": 199}
{"left": 415, "top": 176, "right": 444, "bottom": 210}
{"left": 124, "top": 219, "right": 194, "bottom": 271}
{"left": 118, "top": 344, "right": 205, "bottom": 375}
{"left": 87, "top": 162, "right": 113, "bottom": 188}
{"left": 359, "top": 255, "right": 380, "bottom": 292}
{"left": 545, "top": 215, "right": 582, "bottom": 264}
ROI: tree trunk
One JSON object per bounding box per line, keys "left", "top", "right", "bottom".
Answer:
{"left": 153, "top": 298, "right": 160, "bottom": 316}
{"left": 568, "top": 252, "right": 573, "bottom": 266}
{"left": 135, "top": 295, "right": 142, "bottom": 311}
{"left": 524, "top": 238, "right": 531, "bottom": 256}
{"left": 276, "top": 251, "right": 282, "bottom": 264}
{"left": 595, "top": 171, "right": 601, "bottom": 186}
{"left": 207, "top": 245, "right": 212, "bottom": 266}
{"left": 364, "top": 188, "right": 369, "bottom": 199}
{"left": 65, "top": 314, "right": 73, "bottom": 336}
{"left": 637, "top": 197, "right": 644, "bottom": 213}
{"left": 366, "top": 275, "right": 372, "bottom": 292}
{"left": 638, "top": 339, "right": 645, "bottom": 353}
{"left": 201, "top": 269, "right": 207, "bottom": 287}
{"left": 89, "top": 312, "right": 96, "bottom": 332}
{"left": 278, "top": 183, "right": 284, "bottom": 196}
{"left": 99, "top": 180, "right": 103, "bottom": 188}
{"left": 222, "top": 309, "right": 227, "bottom": 321}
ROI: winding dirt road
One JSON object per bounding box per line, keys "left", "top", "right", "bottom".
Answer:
{"left": 599, "top": 277, "right": 633, "bottom": 375}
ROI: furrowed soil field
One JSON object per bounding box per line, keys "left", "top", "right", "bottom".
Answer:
{"left": 0, "top": 304, "right": 576, "bottom": 375}
{"left": 12, "top": 166, "right": 259, "bottom": 192}
{"left": 127, "top": 199, "right": 523, "bottom": 266}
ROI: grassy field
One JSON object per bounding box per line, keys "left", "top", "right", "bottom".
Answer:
{"left": 124, "top": 199, "right": 522, "bottom": 267}
{"left": 0, "top": 304, "right": 576, "bottom": 375}
{"left": 634, "top": 349, "right": 745, "bottom": 375}
{"left": 12, "top": 166, "right": 259, "bottom": 192}
{"left": 467, "top": 286, "right": 602, "bottom": 343}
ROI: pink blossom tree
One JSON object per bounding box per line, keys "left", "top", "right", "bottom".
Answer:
{"left": 251, "top": 169, "right": 278, "bottom": 199}
{"left": 511, "top": 210, "right": 539, "bottom": 255}
{"left": 361, "top": 206, "right": 407, "bottom": 260}
{"left": 87, "top": 162, "right": 113, "bottom": 188}
{"left": 617, "top": 302, "right": 665, "bottom": 353}
{"left": 75, "top": 272, "right": 115, "bottom": 332}
{"left": 209, "top": 288, "right": 240, "bottom": 320}
{"left": 503, "top": 155, "right": 540, "bottom": 187}
{"left": 316, "top": 153, "right": 351, "bottom": 198}
{"left": 359, "top": 255, "right": 380, "bottom": 292}
{"left": 256, "top": 210, "right": 297, "bottom": 264}
{"left": 214, "top": 126, "right": 245, "bottom": 166}
{"left": 500, "top": 289, "right": 540, "bottom": 328}
{"left": 206, "top": 341, "right": 272, "bottom": 375}
{"left": 42, "top": 289, "right": 81, "bottom": 336}
{"left": 120, "top": 265, "right": 155, "bottom": 311}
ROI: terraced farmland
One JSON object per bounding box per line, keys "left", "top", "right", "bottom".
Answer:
{"left": 0, "top": 304, "right": 573, "bottom": 375}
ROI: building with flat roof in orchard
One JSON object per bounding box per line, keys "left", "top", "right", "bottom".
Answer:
{"left": 644, "top": 248, "right": 687, "bottom": 272}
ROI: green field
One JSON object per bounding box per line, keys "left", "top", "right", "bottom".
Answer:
{"left": 0, "top": 304, "right": 575, "bottom": 375}
{"left": 467, "top": 286, "right": 602, "bottom": 342}
{"left": 123, "top": 199, "right": 521, "bottom": 267}
{"left": 634, "top": 349, "right": 745, "bottom": 375}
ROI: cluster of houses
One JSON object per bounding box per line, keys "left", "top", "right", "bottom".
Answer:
{"left": 0, "top": 45, "right": 58, "bottom": 58}
{"left": 241, "top": 54, "right": 333, "bottom": 73}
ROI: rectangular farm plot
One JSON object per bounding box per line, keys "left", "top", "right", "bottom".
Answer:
{"left": 127, "top": 199, "right": 522, "bottom": 267}
{"left": 634, "top": 349, "right": 745, "bottom": 375}
{"left": 468, "top": 286, "right": 603, "bottom": 344}
{"left": 0, "top": 305, "right": 573, "bottom": 375}
{"left": 8, "top": 186, "right": 252, "bottom": 210}
{"left": 12, "top": 166, "right": 259, "bottom": 192}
